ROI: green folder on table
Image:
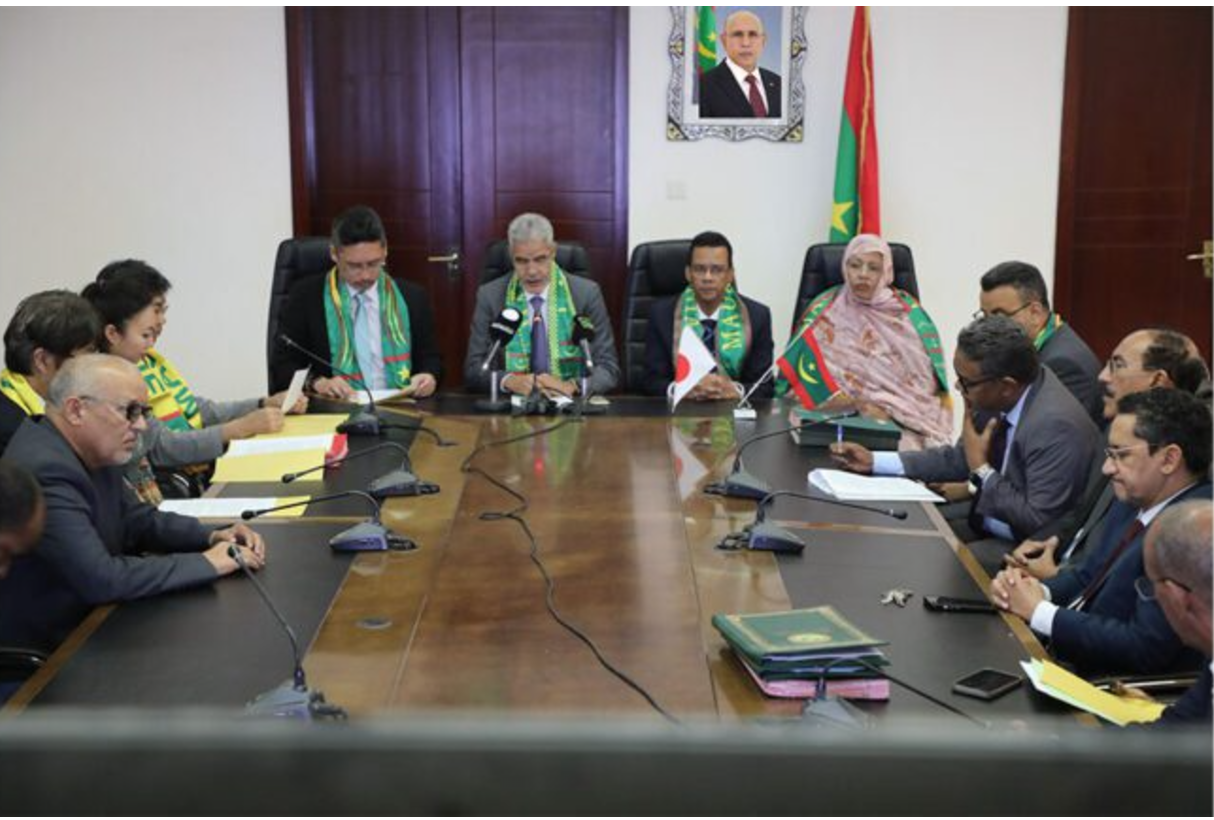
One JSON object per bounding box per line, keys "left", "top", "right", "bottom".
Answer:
{"left": 711, "top": 605, "right": 886, "bottom": 665}
{"left": 790, "top": 409, "right": 902, "bottom": 450}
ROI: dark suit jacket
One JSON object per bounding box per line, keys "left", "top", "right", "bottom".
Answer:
{"left": 1157, "top": 665, "right": 1212, "bottom": 725}
{"left": 1040, "top": 323, "right": 1103, "bottom": 422}
{"left": 641, "top": 293, "right": 774, "bottom": 399}
{"left": 1045, "top": 483, "right": 1211, "bottom": 676}
{"left": 899, "top": 367, "right": 1101, "bottom": 540}
{"left": 0, "top": 418, "right": 217, "bottom": 654}
{"left": 270, "top": 273, "right": 443, "bottom": 393}
{"left": 0, "top": 390, "right": 28, "bottom": 455}
{"left": 698, "top": 62, "right": 782, "bottom": 118}
{"left": 462, "top": 274, "right": 621, "bottom": 395}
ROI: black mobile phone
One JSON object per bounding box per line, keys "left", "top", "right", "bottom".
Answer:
{"left": 952, "top": 668, "right": 1022, "bottom": 701}
{"left": 922, "top": 595, "right": 997, "bottom": 614}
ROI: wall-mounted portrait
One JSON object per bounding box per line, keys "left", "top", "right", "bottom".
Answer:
{"left": 667, "top": 6, "right": 806, "bottom": 142}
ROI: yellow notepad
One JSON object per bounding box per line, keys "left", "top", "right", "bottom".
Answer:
{"left": 212, "top": 448, "right": 328, "bottom": 484}
{"left": 1022, "top": 659, "right": 1166, "bottom": 726}
{"left": 259, "top": 414, "right": 347, "bottom": 439}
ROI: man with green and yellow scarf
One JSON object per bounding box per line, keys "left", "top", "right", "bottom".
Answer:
{"left": 0, "top": 291, "right": 101, "bottom": 453}
{"left": 641, "top": 231, "right": 774, "bottom": 401}
{"left": 463, "top": 212, "right": 620, "bottom": 398}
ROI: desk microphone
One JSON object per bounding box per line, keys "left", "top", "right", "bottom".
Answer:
{"left": 720, "top": 490, "right": 908, "bottom": 554}
{"left": 242, "top": 490, "right": 416, "bottom": 552}
{"left": 705, "top": 411, "right": 856, "bottom": 501}
{"left": 283, "top": 441, "right": 439, "bottom": 499}
{"left": 229, "top": 546, "right": 346, "bottom": 721}
{"left": 477, "top": 308, "right": 524, "bottom": 413}
{"left": 278, "top": 333, "right": 381, "bottom": 436}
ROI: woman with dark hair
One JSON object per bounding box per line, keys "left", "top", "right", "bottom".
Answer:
{"left": 83, "top": 261, "right": 306, "bottom": 501}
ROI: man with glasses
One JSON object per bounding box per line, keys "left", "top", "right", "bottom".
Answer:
{"left": 273, "top": 204, "right": 442, "bottom": 398}
{"left": 990, "top": 388, "right": 1210, "bottom": 676}
{"left": 641, "top": 231, "right": 774, "bottom": 400}
{"left": 463, "top": 212, "right": 620, "bottom": 398}
{"left": 976, "top": 261, "right": 1102, "bottom": 420}
{"left": 1141, "top": 501, "right": 1213, "bottom": 724}
{"left": 831, "top": 315, "right": 1100, "bottom": 542}
{"left": 0, "top": 354, "right": 267, "bottom": 656}
{"left": 1006, "top": 328, "right": 1209, "bottom": 579}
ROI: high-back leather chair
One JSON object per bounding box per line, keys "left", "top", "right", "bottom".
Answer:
{"left": 621, "top": 239, "right": 692, "bottom": 392}
{"left": 479, "top": 239, "right": 591, "bottom": 285}
{"left": 791, "top": 242, "right": 918, "bottom": 334}
{"left": 266, "top": 237, "right": 332, "bottom": 392}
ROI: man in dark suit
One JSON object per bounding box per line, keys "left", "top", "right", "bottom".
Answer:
{"left": 0, "top": 354, "right": 267, "bottom": 655}
{"left": 991, "top": 388, "right": 1211, "bottom": 676}
{"left": 977, "top": 261, "right": 1102, "bottom": 420}
{"left": 463, "top": 212, "right": 620, "bottom": 398}
{"left": 698, "top": 10, "right": 782, "bottom": 119}
{"left": 831, "top": 315, "right": 1101, "bottom": 542}
{"left": 1143, "top": 501, "right": 1212, "bottom": 725}
{"left": 272, "top": 205, "right": 442, "bottom": 397}
{"left": 641, "top": 231, "right": 773, "bottom": 401}
{"left": 0, "top": 290, "right": 102, "bottom": 454}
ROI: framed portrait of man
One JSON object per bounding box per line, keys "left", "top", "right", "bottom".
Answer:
{"left": 667, "top": 6, "right": 807, "bottom": 142}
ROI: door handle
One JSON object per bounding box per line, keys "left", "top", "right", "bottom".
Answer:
{"left": 427, "top": 250, "right": 461, "bottom": 278}
{"left": 1185, "top": 240, "right": 1212, "bottom": 279}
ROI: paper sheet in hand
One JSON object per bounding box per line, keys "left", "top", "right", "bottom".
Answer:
{"left": 1020, "top": 658, "right": 1166, "bottom": 726}
{"left": 159, "top": 497, "right": 311, "bottom": 519}
{"left": 808, "top": 468, "right": 945, "bottom": 503}
{"left": 281, "top": 367, "right": 309, "bottom": 416}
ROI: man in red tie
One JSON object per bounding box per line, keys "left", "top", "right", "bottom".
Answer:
{"left": 990, "top": 388, "right": 1211, "bottom": 676}
{"left": 698, "top": 10, "right": 783, "bottom": 119}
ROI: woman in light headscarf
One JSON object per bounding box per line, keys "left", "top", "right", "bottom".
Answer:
{"left": 786, "top": 234, "right": 952, "bottom": 450}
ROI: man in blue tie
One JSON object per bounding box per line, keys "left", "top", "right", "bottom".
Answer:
{"left": 463, "top": 213, "right": 620, "bottom": 398}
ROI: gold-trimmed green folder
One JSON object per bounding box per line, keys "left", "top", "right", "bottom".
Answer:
{"left": 711, "top": 605, "right": 886, "bottom": 664}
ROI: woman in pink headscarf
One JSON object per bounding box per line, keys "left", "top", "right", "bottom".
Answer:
{"left": 787, "top": 234, "right": 953, "bottom": 450}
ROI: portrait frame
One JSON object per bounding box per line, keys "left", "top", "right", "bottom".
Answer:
{"left": 667, "top": 6, "right": 807, "bottom": 142}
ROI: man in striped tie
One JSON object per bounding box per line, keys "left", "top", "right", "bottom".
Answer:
{"left": 990, "top": 388, "right": 1211, "bottom": 676}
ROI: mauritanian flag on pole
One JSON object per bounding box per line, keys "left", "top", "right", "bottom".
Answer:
{"left": 829, "top": 6, "right": 880, "bottom": 241}
{"left": 776, "top": 325, "right": 841, "bottom": 409}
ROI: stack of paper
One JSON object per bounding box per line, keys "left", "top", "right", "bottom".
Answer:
{"left": 1021, "top": 658, "right": 1166, "bottom": 726}
{"left": 712, "top": 605, "right": 891, "bottom": 700}
{"left": 808, "top": 468, "right": 945, "bottom": 503}
{"left": 212, "top": 433, "right": 339, "bottom": 483}
{"left": 159, "top": 497, "right": 312, "bottom": 519}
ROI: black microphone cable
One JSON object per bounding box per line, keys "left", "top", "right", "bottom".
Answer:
{"left": 460, "top": 420, "right": 681, "bottom": 725}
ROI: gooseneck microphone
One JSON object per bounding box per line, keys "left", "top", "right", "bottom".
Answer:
{"left": 242, "top": 490, "right": 416, "bottom": 552}
{"left": 278, "top": 333, "right": 381, "bottom": 436}
{"left": 718, "top": 490, "right": 908, "bottom": 554}
{"left": 229, "top": 546, "right": 346, "bottom": 721}
{"left": 572, "top": 314, "right": 595, "bottom": 373}
{"left": 477, "top": 308, "right": 524, "bottom": 413}
{"left": 705, "top": 411, "right": 857, "bottom": 500}
{"left": 282, "top": 441, "right": 439, "bottom": 499}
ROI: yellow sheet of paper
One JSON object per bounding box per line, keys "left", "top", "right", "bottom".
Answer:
{"left": 259, "top": 414, "right": 347, "bottom": 439}
{"left": 212, "top": 448, "right": 328, "bottom": 483}
{"left": 1039, "top": 660, "right": 1166, "bottom": 726}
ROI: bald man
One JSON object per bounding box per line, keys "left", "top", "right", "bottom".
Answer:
{"left": 0, "top": 354, "right": 266, "bottom": 655}
{"left": 698, "top": 10, "right": 783, "bottom": 119}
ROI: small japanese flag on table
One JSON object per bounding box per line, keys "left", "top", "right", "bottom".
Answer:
{"left": 669, "top": 326, "right": 717, "bottom": 411}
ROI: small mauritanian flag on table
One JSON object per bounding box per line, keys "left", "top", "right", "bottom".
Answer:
{"left": 776, "top": 324, "right": 840, "bottom": 410}
{"left": 830, "top": 6, "right": 880, "bottom": 241}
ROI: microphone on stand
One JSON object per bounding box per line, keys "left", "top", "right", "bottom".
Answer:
{"left": 718, "top": 490, "right": 908, "bottom": 554}
{"left": 230, "top": 546, "right": 346, "bottom": 721}
{"left": 477, "top": 308, "right": 524, "bottom": 413}
{"left": 705, "top": 411, "right": 856, "bottom": 500}
{"left": 278, "top": 333, "right": 381, "bottom": 436}
{"left": 282, "top": 441, "right": 439, "bottom": 499}
{"left": 568, "top": 314, "right": 606, "bottom": 417}
{"left": 242, "top": 490, "right": 416, "bottom": 552}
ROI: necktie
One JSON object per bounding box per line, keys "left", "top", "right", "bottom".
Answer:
{"left": 352, "top": 292, "right": 376, "bottom": 384}
{"left": 700, "top": 319, "right": 717, "bottom": 351}
{"left": 745, "top": 75, "right": 768, "bottom": 117}
{"left": 530, "top": 295, "right": 549, "bottom": 374}
{"left": 1067, "top": 519, "right": 1146, "bottom": 611}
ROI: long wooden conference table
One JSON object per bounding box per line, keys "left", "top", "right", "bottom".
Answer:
{"left": 6, "top": 396, "right": 1070, "bottom": 725}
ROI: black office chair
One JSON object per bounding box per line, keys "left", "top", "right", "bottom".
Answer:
{"left": 621, "top": 239, "right": 692, "bottom": 393}
{"left": 266, "top": 237, "right": 333, "bottom": 392}
{"left": 791, "top": 242, "right": 918, "bottom": 335}
{"left": 478, "top": 239, "right": 591, "bottom": 285}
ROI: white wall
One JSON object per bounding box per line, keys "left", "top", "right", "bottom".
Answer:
{"left": 630, "top": 6, "right": 1068, "bottom": 411}
{"left": 0, "top": 8, "right": 292, "bottom": 398}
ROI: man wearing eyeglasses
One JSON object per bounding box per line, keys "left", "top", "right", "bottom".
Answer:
{"left": 0, "top": 354, "right": 267, "bottom": 656}
{"left": 976, "top": 261, "right": 1102, "bottom": 421}
{"left": 273, "top": 204, "right": 442, "bottom": 399}
{"left": 641, "top": 231, "right": 774, "bottom": 401}
{"left": 463, "top": 212, "right": 620, "bottom": 399}
{"left": 831, "top": 315, "right": 1100, "bottom": 542}
{"left": 990, "top": 388, "right": 1210, "bottom": 676}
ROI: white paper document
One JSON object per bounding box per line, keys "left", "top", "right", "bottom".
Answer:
{"left": 368, "top": 389, "right": 411, "bottom": 403}
{"left": 225, "top": 434, "right": 335, "bottom": 457}
{"left": 158, "top": 497, "right": 311, "bottom": 519}
{"left": 281, "top": 366, "right": 310, "bottom": 415}
{"left": 808, "top": 468, "right": 945, "bottom": 503}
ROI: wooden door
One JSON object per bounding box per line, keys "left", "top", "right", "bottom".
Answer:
{"left": 1054, "top": 8, "right": 1212, "bottom": 359}
{"left": 287, "top": 7, "right": 629, "bottom": 387}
